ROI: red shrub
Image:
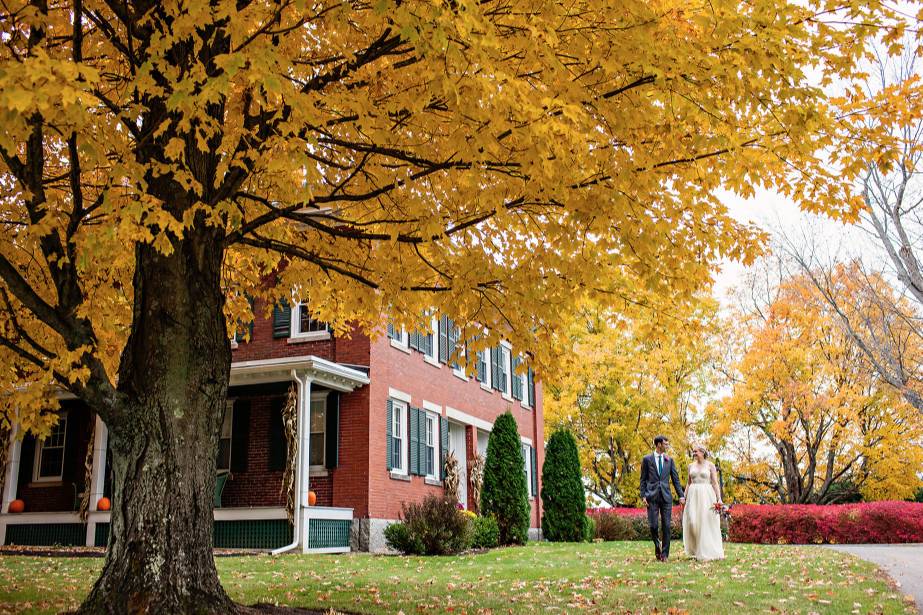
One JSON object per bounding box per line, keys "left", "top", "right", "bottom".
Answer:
{"left": 587, "top": 502, "right": 923, "bottom": 544}
{"left": 727, "top": 501, "right": 923, "bottom": 544}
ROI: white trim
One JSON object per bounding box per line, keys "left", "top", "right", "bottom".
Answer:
{"left": 421, "top": 400, "right": 442, "bottom": 414}
{"left": 33, "top": 411, "right": 68, "bottom": 483}
{"left": 1, "top": 511, "right": 81, "bottom": 524}
{"left": 425, "top": 315, "right": 440, "bottom": 363}
{"left": 308, "top": 391, "right": 329, "bottom": 469}
{"left": 303, "top": 505, "right": 354, "bottom": 521}
{"left": 452, "top": 365, "right": 468, "bottom": 380}
{"left": 499, "top": 344, "right": 512, "bottom": 397}
{"left": 2, "top": 424, "right": 21, "bottom": 514}
{"left": 215, "top": 506, "right": 288, "bottom": 521}
{"left": 520, "top": 435, "right": 533, "bottom": 446}
{"left": 88, "top": 417, "right": 108, "bottom": 512}
{"left": 423, "top": 355, "right": 441, "bottom": 368}
{"left": 289, "top": 303, "right": 332, "bottom": 341}
{"left": 389, "top": 399, "right": 409, "bottom": 476}
{"left": 423, "top": 411, "right": 438, "bottom": 479}
{"left": 387, "top": 387, "right": 412, "bottom": 404}
{"left": 230, "top": 356, "right": 369, "bottom": 391}
{"left": 445, "top": 407, "right": 493, "bottom": 433}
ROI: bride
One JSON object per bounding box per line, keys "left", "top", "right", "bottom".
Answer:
{"left": 682, "top": 444, "right": 725, "bottom": 561}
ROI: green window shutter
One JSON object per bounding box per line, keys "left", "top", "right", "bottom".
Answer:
{"left": 476, "top": 350, "right": 487, "bottom": 383}
{"left": 231, "top": 399, "right": 250, "bottom": 473}
{"left": 512, "top": 356, "right": 523, "bottom": 400}
{"left": 440, "top": 417, "right": 449, "bottom": 480}
{"left": 408, "top": 329, "right": 419, "bottom": 352}
{"left": 17, "top": 434, "right": 36, "bottom": 495}
{"left": 527, "top": 368, "right": 536, "bottom": 407}
{"left": 424, "top": 331, "right": 434, "bottom": 357}
{"left": 409, "top": 407, "right": 420, "bottom": 476}
{"left": 386, "top": 400, "right": 393, "bottom": 471}
{"left": 325, "top": 392, "right": 339, "bottom": 470}
{"left": 61, "top": 410, "right": 82, "bottom": 485}
{"left": 268, "top": 397, "right": 287, "bottom": 471}
{"left": 490, "top": 346, "right": 501, "bottom": 390}
{"left": 272, "top": 302, "right": 291, "bottom": 338}
{"left": 386, "top": 322, "right": 396, "bottom": 339}
{"left": 531, "top": 446, "right": 538, "bottom": 497}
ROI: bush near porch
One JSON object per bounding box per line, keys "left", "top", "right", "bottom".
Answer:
{"left": 0, "top": 542, "right": 913, "bottom": 614}
{"left": 588, "top": 501, "right": 923, "bottom": 544}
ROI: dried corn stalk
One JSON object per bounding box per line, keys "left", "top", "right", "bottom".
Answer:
{"left": 469, "top": 453, "right": 485, "bottom": 515}
{"left": 79, "top": 426, "right": 95, "bottom": 521}
{"left": 443, "top": 450, "right": 460, "bottom": 503}
{"left": 0, "top": 421, "right": 9, "bottom": 500}
{"left": 281, "top": 385, "right": 298, "bottom": 523}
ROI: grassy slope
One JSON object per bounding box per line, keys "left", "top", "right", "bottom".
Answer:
{"left": 0, "top": 542, "right": 913, "bottom": 614}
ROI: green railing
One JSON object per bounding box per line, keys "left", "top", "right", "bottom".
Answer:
{"left": 5, "top": 523, "right": 85, "bottom": 547}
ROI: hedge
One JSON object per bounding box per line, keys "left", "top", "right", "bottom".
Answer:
{"left": 587, "top": 501, "right": 923, "bottom": 544}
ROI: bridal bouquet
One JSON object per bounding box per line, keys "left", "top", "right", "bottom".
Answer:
{"left": 712, "top": 502, "right": 732, "bottom": 520}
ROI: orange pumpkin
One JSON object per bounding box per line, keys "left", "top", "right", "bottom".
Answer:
{"left": 8, "top": 499, "right": 24, "bottom": 513}
{"left": 308, "top": 490, "right": 317, "bottom": 506}
{"left": 97, "top": 497, "right": 111, "bottom": 511}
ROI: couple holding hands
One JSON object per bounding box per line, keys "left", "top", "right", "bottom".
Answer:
{"left": 640, "top": 435, "right": 725, "bottom": 562}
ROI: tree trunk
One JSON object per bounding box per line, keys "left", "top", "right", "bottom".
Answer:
{"left": 78, "top": 233, "right": 235, "bottom": 614}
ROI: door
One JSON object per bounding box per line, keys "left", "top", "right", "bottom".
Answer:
{"left": 449, "top": 422, "right": 467, "bottom": 508}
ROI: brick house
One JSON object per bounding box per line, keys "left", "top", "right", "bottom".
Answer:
{"left": 0, "top": 300, "right": 544, "bottom": 552}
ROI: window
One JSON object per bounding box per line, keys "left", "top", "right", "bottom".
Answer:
{"left": 424, "top": 412, "right": 437, "bottom": 477}
{"left": 522, "top": 443, "right": 532, "bottom": 497}
{"left": 391, "top": 400, "right": 407, "bottom": 474}
{"left": 216, "top": 403, "right": 234, "bottom": 472}
{"left": 476, "top": 349, "right": 489, "bottom": 384}
{"left": 34, "top": 413, "right": 68, "bottom": 482}
{"left": 387, "top": 322, "right": 409, "bottom": 349}
{"left": 497, "top": 345, "right": 511, "bottom": 395}
{"left": 292, "top": 303, "right": 330, "bottom": 339}
{"left": 309, "top": 395, "right": 326, "bottom": 467}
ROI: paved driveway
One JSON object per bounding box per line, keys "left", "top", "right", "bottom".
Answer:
{"left": 827, "top": 544, "right": 923, "bottom": 614}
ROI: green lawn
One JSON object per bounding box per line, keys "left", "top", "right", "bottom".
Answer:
{"left": 0, "top": 542, "right": 914, "bottom": 614}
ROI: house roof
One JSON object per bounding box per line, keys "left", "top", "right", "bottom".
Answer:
{"left": 229, "top": 356, "right": 370, "bottom": 392}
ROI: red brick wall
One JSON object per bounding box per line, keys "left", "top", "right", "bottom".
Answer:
{"left": 367, "top": 335, "right": 544, "bottom": 527}
{"left": 330, "top": 386, "right": 370, "bottom": 516}
{"left": 222, "top": 395, "right": 285, "bottom": 508}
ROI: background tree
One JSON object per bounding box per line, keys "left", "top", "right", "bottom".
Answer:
{"left": 0, "top": 0, "right": 906, "bottom": 611}
{"left": 715, "top": 261, "right": 923, "bottom": 503}
{"left": 546, "top": 296, "right": 721, "bottom": 505}
{"left": 481, "top": 412, "right": 530, "bottom": 545}
{"left": 540, "top": 429, "right": 587, "bottom": 542}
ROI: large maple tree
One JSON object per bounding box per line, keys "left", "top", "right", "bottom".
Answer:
{"left": 0, "top": 0, "right": 905, "bottom": 612}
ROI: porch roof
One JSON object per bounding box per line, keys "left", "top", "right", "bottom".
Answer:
{"left": 229, "top": 356, "right": 370, "bottom": 392}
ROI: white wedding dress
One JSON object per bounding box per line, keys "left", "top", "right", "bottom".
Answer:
{"left": 682, "top": 461, "right": 725, "bottom": 561}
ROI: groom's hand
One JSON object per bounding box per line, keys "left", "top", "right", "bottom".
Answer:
{"left": 679, "top": 497, "right": 686, "bottom": 505}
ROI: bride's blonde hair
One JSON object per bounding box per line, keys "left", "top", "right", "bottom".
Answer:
{"left": 690, "top": 443, "right": 709, "bottom": 459}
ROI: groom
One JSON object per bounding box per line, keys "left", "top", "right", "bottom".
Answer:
{"left": 640, "top": 435, "right": 685, "bottom": 561}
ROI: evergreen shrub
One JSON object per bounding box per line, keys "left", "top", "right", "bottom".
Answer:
{"left": 481, "top": 412, "right": 531, "bottom": 545}
{"left": 540, "top": 429, "right": 588, "bottom": 541}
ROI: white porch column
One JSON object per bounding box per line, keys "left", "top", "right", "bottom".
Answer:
{"left": 0, "top": 424, "right": 22, "bottom": 546}
{"left": 300, "top": 376, "right": 313, "bottom": 553}
{"left": 85, "top": 416, "right": 108, "bottom": 547}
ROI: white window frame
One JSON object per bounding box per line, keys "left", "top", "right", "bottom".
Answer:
{"left": 389, "top": 326, "right": 411, "bottom": 353}
{"left": 516, "top": 358, "right": 531, "bottom": 409}
{"left": 423, "top": 315, "right": 440, "bottom": 366}
{"left": 390, "top": 399, "right": 409, "bottom": 475}
{"left": 499, "top": 342, "right": 513, "bottom": 400}
{"left": 309, "top": 391, "right": 329, "bottom": 471}
{"left": 522, "top": 443, "right": 533, "bottom": 498}
{"left": 290, "top": 302, "right": 331, "bottom": 341}
{"left": 216, "top": 401, "right": 234, "bottom": 472}
{"left": 33, "top": 412, "right": 68, "bottom": 483}
{"left": 478, "top": 348, "right": 492, "bottom": 391}
{"left": 424, "top": 412, "right": 438, "bottom": 479}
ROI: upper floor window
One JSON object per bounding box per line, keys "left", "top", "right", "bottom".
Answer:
{"left": 33, "top": 413, "right": 67, "bottom": 482}
{"left": 292, "top": 303, "right": 330, "bottom": 339}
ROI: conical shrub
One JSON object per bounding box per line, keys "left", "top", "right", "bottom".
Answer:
{"left": 541, "top": 429, "right": 588, "bottom": 541}
{"left": 480, "top": 412, "right": 531, "bottom": 545}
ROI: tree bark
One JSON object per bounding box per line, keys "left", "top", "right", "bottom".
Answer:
{"left": 78, "top": 231, "right": 235, "bottom": 614}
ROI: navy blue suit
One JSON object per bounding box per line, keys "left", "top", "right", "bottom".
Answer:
{"left": 639, "top": 452, "right": 684, "bottom": 558}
